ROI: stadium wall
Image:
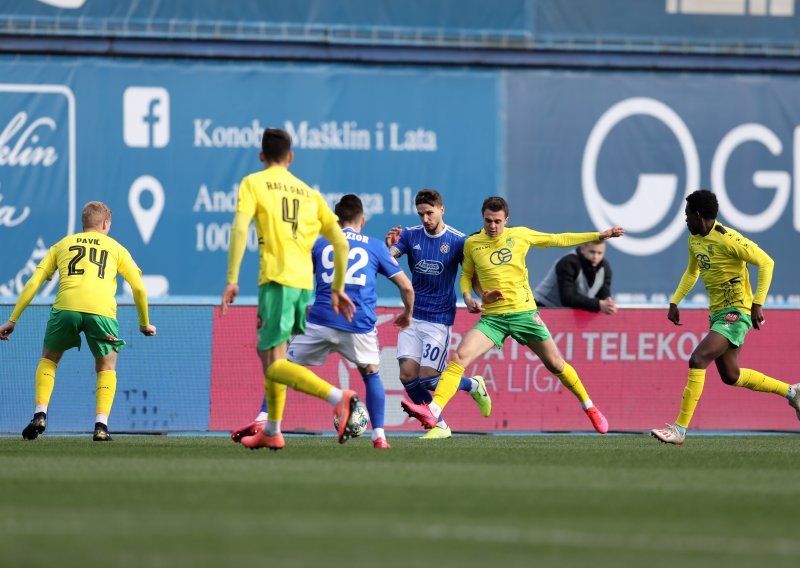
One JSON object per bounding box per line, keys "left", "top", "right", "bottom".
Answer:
{"left": 3, "top": 55, "right": 800, "bottom": 305}
{"left": 1, "top": 304, "right": 796, "bottom": 434}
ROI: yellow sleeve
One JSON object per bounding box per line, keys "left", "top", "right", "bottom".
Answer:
{"left": 732, "top": 237, "right": 774, "bottom": 305}
{"left": 9, "top": 249, "right": 58, "bottom": 323}
{"left": 226, "top": 177, "right": 255, "bottom": 285}
{"left": 670, "top": 248, "right": 700, "bottom": 305}
{"left": 316, "top": 193, "right": 348, "bottom": 291}
{"left": 320, "top": 224, "right": 348, "bottom": 292}
{"left": 117, "top": 249, "right": 149, "bottom": 327}
{"left": 523, "top": 228, "right": 601, "bottom": 249}
{"left": 459, "top": 243, "right": 475, "bottom": 295}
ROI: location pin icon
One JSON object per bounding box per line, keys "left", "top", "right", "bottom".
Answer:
{"left": 128, "top": 175, "right": 165, "bottom": 245}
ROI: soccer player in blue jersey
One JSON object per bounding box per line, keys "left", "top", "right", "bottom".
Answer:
{"left": 232, "top": 194, "right": 414, "bottom": 449}
{"left": 385, "top": 189, "right": 492, "bottom": 439}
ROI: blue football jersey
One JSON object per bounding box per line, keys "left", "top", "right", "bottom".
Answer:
{"left": 393, "top": 224, "right": 465, "bottom": 326}
{"left": 307, "top": 227, "right": 403, "bottom": 333}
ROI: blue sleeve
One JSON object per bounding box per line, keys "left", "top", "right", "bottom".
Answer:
{"left": 311, "top": 237, "right": 327, "bottom": 272}
{"left": 375, "top": 240, "right": 403, "bottom": 278}
{"left": 394, "top": 228, "right": 409, "bottom": 255}
{"left": 456, "top": 236, "right": 465, "bottom": 264}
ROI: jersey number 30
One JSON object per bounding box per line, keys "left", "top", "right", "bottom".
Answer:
{"left": 320, "top": 244, "right": 368, "bottom": 286}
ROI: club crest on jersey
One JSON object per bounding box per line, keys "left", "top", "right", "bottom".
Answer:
{"left": 506, "top": 238, "right": 515, "bottom": 247}
{"left": 440, "top": 242, "right": 450, "bottom": 254}
{"left": 724, "top": 312, "right": 739, "bottom": 323}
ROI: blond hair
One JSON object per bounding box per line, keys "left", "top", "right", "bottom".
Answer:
{"left": 82, "top": 201, "right": 112, "bottom": 230}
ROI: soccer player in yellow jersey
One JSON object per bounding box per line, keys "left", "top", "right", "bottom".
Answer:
{"left": 221, "top": 127, "right": 359, "bottom": 451}
{"left": 0, "top": 201, "right": 156, "bottom": 441}
{"left": 402, "top": 196, "right": 624, "bottom": 433}
{"left": 652, "top": 190, "right": 800, "bottom": 445}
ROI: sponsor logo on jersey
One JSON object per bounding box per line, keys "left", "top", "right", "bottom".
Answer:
{"left": 415, "top": 259, "right": 444, "bottom": 275}
{"left": 489, "top": 248, "right": 513, "bottom": 265}
{"left": 696, "top": 253, "right": 711, "bottom": 270}
{"left": 725, "top": 312, "right": 740, "bottom": 323}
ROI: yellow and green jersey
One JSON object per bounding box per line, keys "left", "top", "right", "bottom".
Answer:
{"left": 670, "top": 222, "right": 774, "bottom": 314}
{"left": 460, "top": 226, "right": 600, "bottom": 315}
{"left": 11, "top": 231, "right": 146, "bottom": 323}
{"left": 227, "top": 165, "right": 344, "bottom": 291}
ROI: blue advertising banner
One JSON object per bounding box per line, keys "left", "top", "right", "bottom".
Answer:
{"left": 0, "top": 56, "right": 500, "bottom": 299}
{"left": 507, "top": 70, "right": 800, "bottom": 304}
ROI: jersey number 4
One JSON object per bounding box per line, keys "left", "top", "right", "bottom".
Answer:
{"left": 282, "top": 197, "right": 300, "bottom": 239}
{"left": 320, "top": 244, "right": 368, "bottom": 286}
{"left": 67, "top": 245, "right": 108, "bottom": 278}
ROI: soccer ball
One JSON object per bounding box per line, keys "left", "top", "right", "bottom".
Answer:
{"left": 333, "top": 404, "right": 370, "bottom": 438}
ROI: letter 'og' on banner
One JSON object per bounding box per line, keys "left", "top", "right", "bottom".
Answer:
{"left": 0, "top": 85, "right": 76, "bottom": 297}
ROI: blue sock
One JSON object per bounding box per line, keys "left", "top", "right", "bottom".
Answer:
{"left": 404, "top": 378, "right": 433, "bottom": 404}
{"left": 258, "top": 397, "right": 267, "bottom": 415}
{"left": 417, "top": 376, "right": 447, "bottom": 425}
{"left": 418, "top": 375, "right": 440, "bottom": 391}
{"left": 458, "top": 377, "right": 474, "bottom": 392}
{"left": 361, "top": 371, "right": 385, "bottom": 429}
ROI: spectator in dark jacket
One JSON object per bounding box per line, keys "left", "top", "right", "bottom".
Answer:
{"left": 534, "top": 241, "right": 616, "bottom": 314}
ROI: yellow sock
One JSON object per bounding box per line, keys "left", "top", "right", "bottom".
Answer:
{"left": 264, "top": 373, "right": 288, "bottom": 422}
{"left": 267, "top": 359, "right": 333, "bottom": 401}
{"left": 432, "top": 362, "right": 465, "bottom": 410}
{"left": 676, "top": 368, "right": 705, "bottom": 429}
{"left": 95, "top": 370, "right": 117, "bottom": 417}
{"left": 555, "top": 362, "right": 590, "bottom": 405}
{"left": 34, "top": 358, "right": 57, "bottom": 410}
{"left": 735, "top": 368, "right": 790, "bottom": 397}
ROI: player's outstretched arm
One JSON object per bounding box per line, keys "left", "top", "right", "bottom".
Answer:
{"left": 464, "top": 273, "right": 484, "bottom": 313}
{"left": 0, "top": 321, "right": 15, "bottom": 340}
{"left": 121, "top": 261, "right": 155, "bottom": 333}
{"left": 389, "top": 272, "right": 414, "bottom": 329}
{"left": 385, "top": 226, "right": 403, "bottom": 258}
{"left": 140, "top": 324, "right": 157, "bottom": 336}
{"left": 751, "top": 303, "right": 765, "bottom": 331}
{"left": 331, "top": 289, "right": 356, "bottom": 323}
{"left": 667, "top": 303, "right": 682, "bottom": 326}
{"left": 599, "top": 227, "right": 625, "bottom": 240}
{"left": 3, "top": 265, "right": 51, "bottom": 339}
{"left": 221, "top": 283, "right": 239, "bottom": 315}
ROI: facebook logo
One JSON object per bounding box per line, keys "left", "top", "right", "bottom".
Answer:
{"left": 123, "top": 87, "right": 170, "bottom": 148}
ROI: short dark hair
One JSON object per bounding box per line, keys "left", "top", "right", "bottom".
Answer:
{"left": 686, "top": 189, "right": 718, "bottom": 220}
{"left": 481, "top": 196, "right": 508, "bottom": 217}
{"left": 415, "top": 189, "right": 443, "bottom": 208}
{"left": 335, "top": 194, "right": 364, "bottom": 223}
{"left": 261, "top": 128, "right": 292, "bottom": 163}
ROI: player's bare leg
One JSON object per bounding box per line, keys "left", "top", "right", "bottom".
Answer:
{"left": 527, "top": 337, "right": 608, "bottom": 434}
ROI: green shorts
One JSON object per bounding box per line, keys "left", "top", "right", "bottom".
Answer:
{"left": 473, "top": 310, "right": 552, "bottom": 349}
{"left": 43, "top": 308, "right": 125, "bottom": 358}
{"left": 257, "top": 281, "right": 313, "bottom": 351}
{"left": 709, "top": 308, "right": 752, "bottom": 347}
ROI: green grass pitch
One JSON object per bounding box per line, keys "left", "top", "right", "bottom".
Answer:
{"left": 0, "top": 434, "right": 797, "bottom": 568}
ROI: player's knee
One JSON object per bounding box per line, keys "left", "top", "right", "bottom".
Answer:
{"left": 688, "top": 353, "right": 710, "bottom": 369}
{"left": 720, "top": 369, "right": 740, "bottom": 385}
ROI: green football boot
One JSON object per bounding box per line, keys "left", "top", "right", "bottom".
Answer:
{"left": 470, "top": 375, "right": 492, "bottom": 417}
{"left": 419, "top": 425, "right": 452, "bottom": 440}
